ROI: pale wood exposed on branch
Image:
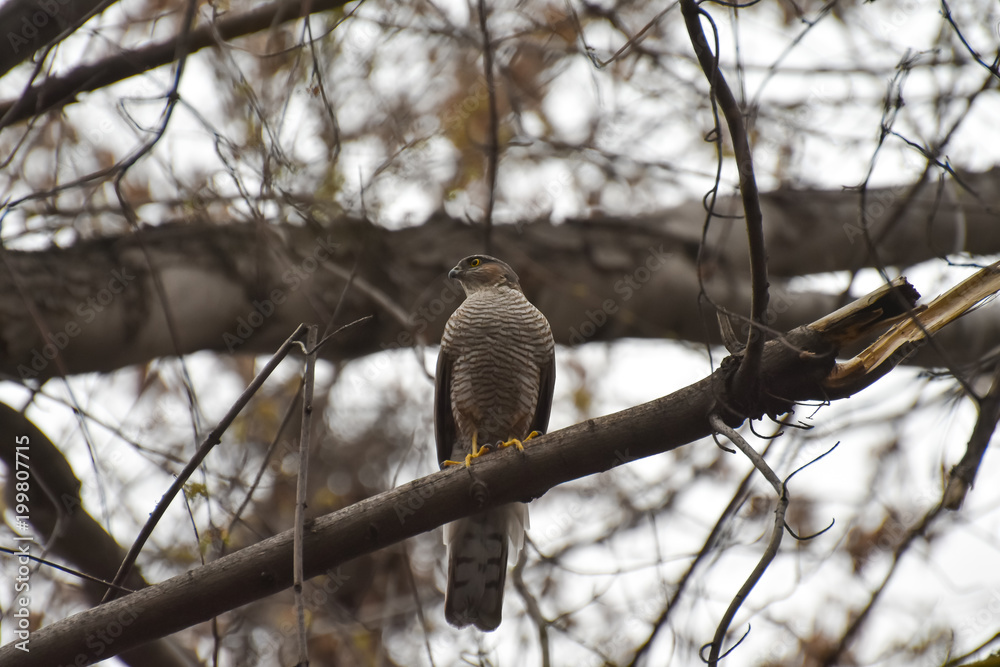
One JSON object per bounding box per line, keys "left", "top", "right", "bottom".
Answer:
{"left": 826, "top": 260, "right": 1000, "bottom": 395}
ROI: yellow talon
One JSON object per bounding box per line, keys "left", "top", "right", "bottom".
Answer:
{"left": 446, "top": 430, "right": 542, "bottom": 467}
{"left": 443, "top": 430, "right": 494, "bottom": 468}
{"left": 499, "top": 431, "right": 541, "bottom": 453}
{"left": 465, "top": 441, "right": 492, "bottom": 466}
{"left": 499, "top": 438, "right": 524, "bottom": 452}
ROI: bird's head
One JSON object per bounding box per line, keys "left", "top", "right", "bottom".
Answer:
{"left": 448, "top": 255, "right": 522, "bottom": 295}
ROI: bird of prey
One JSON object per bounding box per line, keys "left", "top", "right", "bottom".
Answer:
{"left": 434, "top": 255, "right": 556, "bottom": 630}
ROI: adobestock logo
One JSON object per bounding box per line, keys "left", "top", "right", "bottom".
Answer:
{"left": 17, "top": 267, "right": 136, "bottom": 380}
{"left": 568, "top": 245, "right": 671, "bottom": 344}
{"left": 223, "top": 236, "right": 340, "bottom": 352}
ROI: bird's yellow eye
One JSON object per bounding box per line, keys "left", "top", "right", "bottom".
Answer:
{"left": 470, "top": 258, "right": 481, "bottom": 267}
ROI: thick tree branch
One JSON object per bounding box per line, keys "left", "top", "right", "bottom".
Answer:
{"left": 0, "top": 0, "right": 352, "bottom": 126}
{"left": 2, "top": 168, "right": 998, "bottom": 383}
{"left": 0, "top": 0, "right": 117, "bottom": 78}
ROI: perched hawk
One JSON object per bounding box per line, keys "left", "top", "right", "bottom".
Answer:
{"left": 434, "top": 255, "right": 556, "bottom": 630}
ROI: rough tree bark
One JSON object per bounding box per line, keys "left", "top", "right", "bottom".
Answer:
{"left": 2, "top": 167, "right": 998, "bottom": 382}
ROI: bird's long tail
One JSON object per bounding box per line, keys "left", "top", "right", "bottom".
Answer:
{"left": 444, "top": 502, "right": 527, "bottom": 631}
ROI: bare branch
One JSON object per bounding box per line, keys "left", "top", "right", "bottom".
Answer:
{"left": 939, "top": 0, "right": 1000, "bottom": 80}
{"left": 681, "top": 0, "right": 769, "bottom": 400}
{"left": 293, "top": 325, "right": 318, "bottom": 665}
{"left": 0, "top": 0, "right": 354, "bottom": 126}
{"left": 477, "top": 0, "right": 498, "bottom": 255}
{"left": 0, "top": 0, "right": 119, "bottom": 78}
{"left": 705, "top": 414, "right": 784, "bottom": 666}
{"left": 944, "top": 362, "right": 1000, "bottom": 509}
{"left": 102, "top": 324, "right": 311, "bottom": 602}
{"left": 513, "top": 548, "right": 551, "bottom": 667}
{"left": 820, "top": 504, "right": 945, "bottom": 666}
{"left": 709, "top": 413, "right": 780, "bottom": 493}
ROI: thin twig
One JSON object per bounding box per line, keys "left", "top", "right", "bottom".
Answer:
{"left": 102, "top": 324, "right": 309, "bottom": 602}
{"left": 706, "top": 489, "right": 785, "bottom": 666}
{"left": 114, "top": 0, "right": 208, "bottom": 458}
{"left": 939, "top": 0, "right": 1000, "bottom": 79}
{"left": 0, "top": 0, "right": 355, "bottom": 127}
{"left": 513, "top": 548, "right": 551, "bottom": 667}
{"left": 570, "top": 1, "right": 679, "bottom": 69}
{"left": 849, "top": 53, "right": 996, "bottom": 406}
{"left": 632, "top": 507, "right": 735, "bottom": 665}
{"left": 312, "top": 316, "right": 374, "bottom": 355}
{"left": 477, "top": 0, "right": 498, "bottom": 256}
{"left": 223, "top": 381, "right": 304, "bottom": 546}
{"left": 0, "top": 546, "right": 136, "bottom": 594}
{"left": 181, "top": 480, "right": 223, "bottom": 664}
{"left": 400, "top": 544, "right": 437, "bottom": 667}
{"left": 0, "top": 44, "right": 54, "bottom": 138}
{"left": 821, "top": 504, "right": 944, "bottom": 666}
{"left": 709, "top": 414, "right": 780, "bottom": 492}
{"left": 943, "top": 629, "right": 1000, "bottom": 667}
{"left": 294, "top": 325, "right": 318, "bottom": 666}
{"left": 318, "top": 254, "right": 364, "bottom": 347}
{"left": 944, "top": 362, "right": 1000, "bottom": 509}
{"left": 706, "top": 414, "right": 783, "bottom": 666}
{"left": 304, "top": 16, "right": 342, "bottom": 165}
{"left": 681, "top": 0, "right": 769, "bottom": 400}
{"left": 628, "top": 415, "right": 792, "bottom": 667}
